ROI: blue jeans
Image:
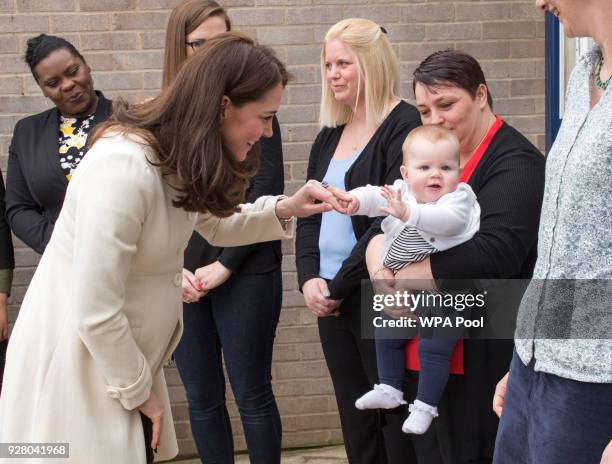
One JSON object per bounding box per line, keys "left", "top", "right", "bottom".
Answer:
{"left": 493, "top": 349, "right": 612, "bottom": 464}
{"left": 174, "top": 270, "right": 282, "bottom": 464}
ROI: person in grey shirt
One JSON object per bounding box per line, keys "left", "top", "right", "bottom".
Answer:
{"left": 492, "top": 1, "right": 612, "bottom": 463}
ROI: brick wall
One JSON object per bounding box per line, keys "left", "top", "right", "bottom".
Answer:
{"left": 0, "top": 0, "right": 545, "bottom": 458}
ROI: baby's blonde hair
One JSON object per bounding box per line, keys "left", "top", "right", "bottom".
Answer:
{"left": 402, "top": 125, "right": 460, "bottom": 164}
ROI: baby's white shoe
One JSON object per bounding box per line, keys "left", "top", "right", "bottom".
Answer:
{"left": 355, "top": 384, "right": 407, "bottom": 410}
{"left": 402, "top": 400, "right": 438, "bottom": 434}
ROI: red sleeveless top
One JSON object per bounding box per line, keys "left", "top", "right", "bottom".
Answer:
{"left": 405, "top": 116, "right": 503, "bottom": 374}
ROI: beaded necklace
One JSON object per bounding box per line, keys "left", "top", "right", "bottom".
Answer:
{"left": 594, "top": 51, "right": 612, "bottom": 91}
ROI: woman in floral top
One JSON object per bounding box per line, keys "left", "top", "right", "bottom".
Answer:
{"left": 5, "top": 34, "right": 112, "bottom": 254}
{"left": 493, "top": 1, "right": 612, "bottom": 463}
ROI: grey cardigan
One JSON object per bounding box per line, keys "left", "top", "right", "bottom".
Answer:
{"left": 515, "top": 45, "right": 612, "bottom": 383}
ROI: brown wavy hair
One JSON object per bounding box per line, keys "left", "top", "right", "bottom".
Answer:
{"left": 90, "top": 33, "right": 290, "bottom": 217}
{"left": 162, "top": 0, "right": 231, "bottom": 90}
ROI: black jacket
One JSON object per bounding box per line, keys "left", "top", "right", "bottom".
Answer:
{"left": 183, "top": 116, "right": 284, "bottom": 275}
{"left": 5, "top": 91, "right": 113, "bottom": 254}
{"left": 0, "top": 169, "right": 14, "bottom": 271}
{"left": 296, "top": 101, "right": 422, "bottom": 292}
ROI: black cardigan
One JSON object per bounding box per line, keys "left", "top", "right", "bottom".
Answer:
{"left": 296, "top": 101, "right": 421, "bottom": 290}
{"left": 417, "top": 122, "right": 544, "bottom": 462}
{"left": 5, "top": 91, "right": 113, "bottom": 254}
{"left": 326, "top": 121, "right": 546, "bottom": 300}
{"left": 0, "top": 169, "right": 14, "bottom": 271}
{"left": 183, "top": 116, "right": 284, "bottom": 275}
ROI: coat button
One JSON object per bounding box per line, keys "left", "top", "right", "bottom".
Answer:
{"left": 173, "top": 273, "right": 182, "bottom": 287}
{"left": 107, "top": 388, "right": 120, "bottom": 399}
{"left": 430, "top": 237, "right": 435, "bottom": 243}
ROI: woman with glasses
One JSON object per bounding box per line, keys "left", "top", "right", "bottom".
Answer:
{"left": 162, "top": 2, "right": 285, "bottom": 463}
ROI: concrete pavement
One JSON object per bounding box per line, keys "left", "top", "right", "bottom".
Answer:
{"left": 173, "top": 445, "right": 348, "bottom": 463}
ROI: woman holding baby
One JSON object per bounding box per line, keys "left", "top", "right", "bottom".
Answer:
{"left": 301, "top": 35, "right": 546, "bottom": 463}
{"left": 362, "top": 50, "right": 545, "bottom": 463}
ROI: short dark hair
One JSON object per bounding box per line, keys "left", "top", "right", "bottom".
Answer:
{"left": 412, "top": 49, "right": 493, "bottom": 109}
{"left": 24, "top": 34, "right": 86, "bottom": 80}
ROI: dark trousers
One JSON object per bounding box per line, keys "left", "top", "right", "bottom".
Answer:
{"left": 493, "top": 349, "right": 612, "bottom": 464}
{"left": 318, "top": 294, "right": 417, "bottom": 464}
{"left": 174, "top": 270, "right": 283, "bottom": 464}
{"left": 404, "top": 340, "right": 513, "bottom": 464}
{"left": 377, "top": 337, "right": 456, "bottom": 407}
{"left": 0, "top": 338, "right": 6, "bottom": 394}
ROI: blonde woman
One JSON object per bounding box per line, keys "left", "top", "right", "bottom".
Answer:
{"left": 296, "top": 18, "right": 421, "bottom": 463}
{"left": 162, "top": 2, "right": 285, "bottom": 463}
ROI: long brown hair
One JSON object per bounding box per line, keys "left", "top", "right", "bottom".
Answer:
{"left": 162, "top": 0, "right": 231, "bottom": 90}
{"left": 90, "top": 33, "right": 289, "bottom": 217}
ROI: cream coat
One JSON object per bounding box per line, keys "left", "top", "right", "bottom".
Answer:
{"left": 0, "top": 133, "right": 293, "bottom": 463}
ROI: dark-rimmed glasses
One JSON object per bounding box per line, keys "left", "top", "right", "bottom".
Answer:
{"left": 185, "top": 39, "right": 206, "bottom": 51}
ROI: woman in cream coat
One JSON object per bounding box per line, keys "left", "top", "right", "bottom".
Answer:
{"left": 0, "top": 34, "right": 339, "bottom": 464}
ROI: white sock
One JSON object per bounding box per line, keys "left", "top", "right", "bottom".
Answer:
{"left": 355, "top": 384, "right": 407, "bottom": 410}
{"left": 402, "top": 400, "right": 438, "bottom": 434}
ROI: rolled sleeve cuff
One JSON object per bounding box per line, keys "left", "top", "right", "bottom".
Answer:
{"left": 105, "top": 355, "right": 153, "bottom": 410}
{"left": 0, "top": 269, "right": 13, "bottom": 296}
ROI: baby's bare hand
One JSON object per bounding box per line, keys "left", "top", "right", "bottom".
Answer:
{"left": 380, "top": 185, "right": 409, "bottom": 221}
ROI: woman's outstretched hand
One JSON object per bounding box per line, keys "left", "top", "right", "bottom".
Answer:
{"left": 324, "top": 185, "right": 360, "bottom": 215}
{"left": 275, "top": 180, "right": 347, "bottom": 219}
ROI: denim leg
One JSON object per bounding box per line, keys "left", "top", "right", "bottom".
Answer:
{"left": 0, "top": 339, "right": 6, "bottom": 393}
{"left": 494, "top": 349, "right": 612, "bottom": 464}
{"left": 375, "top": 337, "right": 408, "bottom": 391}
{"left": 174, "top": 296, "right": 234, "bottom": 464}
{"left": 416, "top": 338, "right": 457, "bottom": 407}
{"left": 211, "top": 270, "right": 283, "bottom": 464}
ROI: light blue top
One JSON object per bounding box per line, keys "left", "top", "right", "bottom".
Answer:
{"left": 318, "top": 149, "right": 362, "bottom": 280}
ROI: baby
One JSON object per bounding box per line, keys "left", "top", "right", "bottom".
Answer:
{"left": 341, "top": 124, "right": 480, "bottom": 434}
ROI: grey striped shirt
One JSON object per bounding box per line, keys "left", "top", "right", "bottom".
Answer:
{"left": 384, "top": 226, "right": 436, "bottom": 271}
